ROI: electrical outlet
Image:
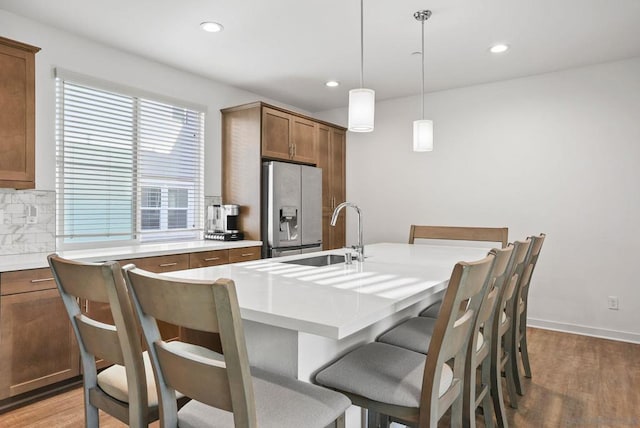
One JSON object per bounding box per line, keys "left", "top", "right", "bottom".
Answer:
{"left": 607, "top": 296, "right": 619, "bottom": 310}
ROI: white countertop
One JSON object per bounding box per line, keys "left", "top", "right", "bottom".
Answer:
{"left": 0, "top": 240, "right": 263, "bottom": 272}
{"left": 166, "top": 243, "right": 489, "bottom": 340}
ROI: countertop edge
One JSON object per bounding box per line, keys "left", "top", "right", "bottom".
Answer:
{"left": 0, "top": 240, "right": 263, "bottom": 272}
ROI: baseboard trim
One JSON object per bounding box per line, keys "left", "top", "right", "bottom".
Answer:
{"left": 528, "top": 318, "right": 640, "bottom": 344}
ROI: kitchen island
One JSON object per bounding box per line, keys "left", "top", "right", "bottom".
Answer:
{"left": 166, "top": 242, "right": 490, "bottom": 428}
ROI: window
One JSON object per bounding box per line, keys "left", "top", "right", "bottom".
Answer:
{"left": 55, "top": 70, "right": 205, "bottom": 248}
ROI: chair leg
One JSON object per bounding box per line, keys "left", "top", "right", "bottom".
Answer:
{"left": 367, "top": 410, "right": 389, "bottom": 428}
{"left": 332, "top": 412, "right": 346, "bottom": 428}
{"left": 451, "top": 394, "right": 464, "bottom": 428}
{"left": 85, "top": 392, "right": 99, "bottom": 428}
{"left": 507, "top": 319, "right": 524, "bottom": 397}
{"left": 462, "top": 360, "right": 477, "bottom": 428}
{"left": 503, "top": 352, "right": 519, "bottom": 409}
{"left": 520, "top": 321, "right": 532, "bottom": 379}
{"left": 490, "top": 353, "right": 508, "bottom": 428}
{"left": 481, "top": 357, "right": 495, "bottom": 428}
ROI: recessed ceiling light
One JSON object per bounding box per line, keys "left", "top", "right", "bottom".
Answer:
{"left": 325, "top": 80, "right": 340, "bottom": 87}
{"left": 489, "top": 43, "right": 509, "bottom": 54}
{"left": 200, "top": 22, "right": 224, "bottom": 33}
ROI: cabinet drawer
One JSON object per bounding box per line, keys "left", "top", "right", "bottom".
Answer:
{"left": 189, "top": 250, "right": 229, "bottom": 268}
{"left": 1, "top": 267, "right": 56, "bottom": 296}
{"left": 229, "top": 246, "right": 261, "bottom": 263}
{"left": 121, "top": 254, "right": 189, "bottom": 273}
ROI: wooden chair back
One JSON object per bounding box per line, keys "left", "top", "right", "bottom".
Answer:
{"left": 477, "top": 246, "right": 514, "bottom": 329}
{"left": 47, "top": 254, "right": 148, "bottom": 427}
{"left": 123, "top": 266, "right": 256, "bottom": 427}
{"left": 500, "top": 240, "right": 531, "bottom": 323}
{"left": 517, "top": 233, "right": 546, "bottom": 313}
{"left": 409, "top": 225, "right": 509, "bottom": 248}
{"left": 419, "top": 253, "right": 496, "bottom": 426}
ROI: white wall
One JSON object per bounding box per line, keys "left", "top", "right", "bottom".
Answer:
{"left": 0, "top": 9, "right": 307, "bottom": 196}
{"left": 317, "top": 57, "right": 640, "bottom": 343}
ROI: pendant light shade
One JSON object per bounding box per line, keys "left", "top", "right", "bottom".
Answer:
{"left": 413, "top": 10, "right": 433, "bottom": 152}
{"left": 413, "top": 119, "right": 433, "bottom": 151}
{"left": 348, "top": 88, "right": 375, "bottom": 132}
{"left": 348, "top": 0, "right": 375, "bottom": 133}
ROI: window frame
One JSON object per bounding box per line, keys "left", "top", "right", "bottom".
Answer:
{"left": 54, "top": 68, "right": 207, "bottom": 250}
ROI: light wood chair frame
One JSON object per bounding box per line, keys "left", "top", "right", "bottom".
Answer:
{"left": 48, "top": 254, "right": 152, "bottom": 428}
{"left": 123, "top": 266, "right": 346, "bottom": 428}
{"left": 408, "top": 225, "right": 509, "bottom": 248}
{"left": 509, "top": 234, "right": 546, "bottom": 396}
{"left": 338, "top": 254, "right": 496, "bottom": 428}
{"left": 491, "top": 239, "right": 531, "bottom": 425}
{"left": 462, "top": 246, "right": 514, "bottom": 428}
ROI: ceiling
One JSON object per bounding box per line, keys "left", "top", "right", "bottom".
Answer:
{"left": 2, "top": 0, "right": 640, "bottom": 112}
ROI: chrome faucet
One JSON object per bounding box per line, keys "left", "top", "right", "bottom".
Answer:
{"left": 330, "top": 202, "right": 364, "bottom": 262}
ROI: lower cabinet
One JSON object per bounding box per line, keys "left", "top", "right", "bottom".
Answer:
{"left": 0, "top": 271, "right": 79, "bottom": 401}
{"left": 0, "top": 245, "right": 261, "bottom": 404}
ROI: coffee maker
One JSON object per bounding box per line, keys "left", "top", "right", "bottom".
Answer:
{"left": 205, "top": 204, "right": 244, "bottom": 241}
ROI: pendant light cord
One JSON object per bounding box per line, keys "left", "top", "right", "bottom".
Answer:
{"left": 421, "top": 17, "right": 425, "bottom": 120}
{"left": 360, "top": 0, "right": 364, "bottom": 88}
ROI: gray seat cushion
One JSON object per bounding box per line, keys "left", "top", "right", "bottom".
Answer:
{"left": 315, "top": 342, "right": 453, "bottom": 408}
{"left": 420, "top": 300, "right": 442, "bottom": 318}
{"left": 177, "top": 367, "right": 350, "bottom": 428}
{"left": 377, "top": 317, "right": 437, "bottom": 354}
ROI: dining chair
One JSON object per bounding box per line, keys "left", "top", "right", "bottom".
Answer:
{"left": 48, "top": 254, "right": 156, "bottom": 428}
{"left": 122, "top": 265, "right": 350, "bottom": 428}
{"left": 376, "top": 246, "right": 514, "bottom": 428}
{"left": 316, "top": 253, "right": 496, "bottom": 428}
{"left": 490, "top": 239, "right": 531, "bottom": 424}
{"left": 409, "top": 225, "right": 508, "bottom": 319}
{"left": 408, "top": 225, "right": 509, "bottom": 248}
{"left": 509, "top": 233, "right": 546, "bottom": 396}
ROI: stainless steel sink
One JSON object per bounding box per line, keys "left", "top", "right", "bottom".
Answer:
{"left": 282, "top": 254, "right": 345, "bottom": 267}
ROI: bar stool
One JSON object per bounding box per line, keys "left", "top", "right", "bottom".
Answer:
{"left": 316, "top": 254, "right": 496, "bottom": 427}
{"left": 376, "top": 246, "right": 514, "bottom": 428}
{"left": 48, "top": 254, "right": 157, "bottom": 427}
{"left": 510, "top": 233, "right": 546, "bottom": 396}
{"left": 123, "top": 266, "right": 350, "bottom": 428}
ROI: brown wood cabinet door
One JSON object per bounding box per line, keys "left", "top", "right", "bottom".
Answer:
{"left": 0, "top": 289, "right": 79, "bottom": 399}
{"left": 291, "top": 116, "right": 318, "bottom": 164}
{"left": 0, "top": 38, "right": 39, "bottom": 189}
{"left": 318, "top": 125, "right": 332, "bottom": 248}
{"left": 329, "top": 128, "right": 346, "bottom": 249}
{"left": 189, "top": 249, "right": 229, "bottom": 268}
{"left": 261, "top": 107, "right": 292, "bottom": 161}
{"left": 229, "top": 246, "right": 261, "bottom": 263}
{"left": 318, "top": 126, "right": 346, "bottom": 250}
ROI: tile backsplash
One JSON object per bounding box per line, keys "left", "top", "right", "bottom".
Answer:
{"left": 0, "top": 189, "right": 55, "bottom": 255}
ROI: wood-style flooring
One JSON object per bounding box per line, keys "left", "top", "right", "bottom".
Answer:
{"left": 0, "top": 328, "right": 638, "bottom": 427}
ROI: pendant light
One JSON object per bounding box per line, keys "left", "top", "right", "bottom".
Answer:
{"left": 413, "top": 10, "right": 433, "bottom": 152}
{"left": 348, "top": 0, "right": 375, "bottom": 132}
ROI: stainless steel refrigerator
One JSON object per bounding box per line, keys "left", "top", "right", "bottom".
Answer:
{"left": 262, "top": 161, "right": 322, "bottom": 258}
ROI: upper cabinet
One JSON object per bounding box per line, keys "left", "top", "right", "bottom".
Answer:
{"left": 262, "top": 106, "right": 318, "bottom": 164}
{"left": 222, "top": 102, "right": 345, "bottom": 244}
{"left": 0, "top": 37, "right": 40, "bottom": 190}
{"left": 318, "top": 125, "right": 346, "bottom": 250}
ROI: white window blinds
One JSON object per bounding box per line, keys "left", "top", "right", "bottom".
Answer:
{"left": 55, "top": 71, "right": 205, "bottom": 247}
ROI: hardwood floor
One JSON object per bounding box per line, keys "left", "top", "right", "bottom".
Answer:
{"left": 0, "top": 328, "right": 638, "bottom": 427}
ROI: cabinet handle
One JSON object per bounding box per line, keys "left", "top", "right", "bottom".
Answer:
{"left": 30, "top": 277, "right": 54, "bottom": 283}
{"left": 159, "top": 262, "right": 178, "bottom": 267}
{"left": 241, "top": 253, "right": 254, "bottom": 257}
{"left": 293, "top": 144, "right": 296, "bottom": 157}
{"left": 204, "top": 257, "right": 220, "bottom": 261}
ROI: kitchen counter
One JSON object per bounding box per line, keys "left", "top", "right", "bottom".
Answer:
{"left": 167, "top": 242, "right": 489, "bottom": 428}
{"left": 0, "top": 240, "right": 263, "bottom": 272}
{"left": 167, "top": 242, "right": 489, "bottom": 340}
